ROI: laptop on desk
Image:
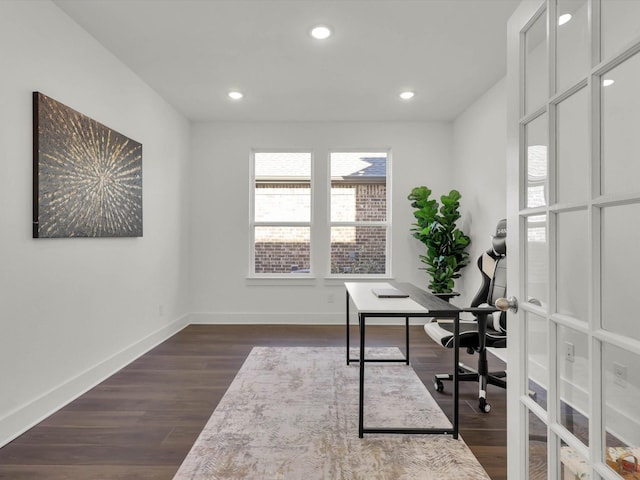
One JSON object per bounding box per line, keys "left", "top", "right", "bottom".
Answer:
{"left": 371, "top": 287, "right": 410, "bottom": 298}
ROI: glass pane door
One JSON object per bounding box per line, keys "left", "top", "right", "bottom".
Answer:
{"left": 508, "top": 1, "right": 640, "bottom": 478}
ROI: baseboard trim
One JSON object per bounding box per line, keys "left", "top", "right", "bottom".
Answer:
{"left": 0, "top": 315, "right": 189, "bottom": 448}
{"left": 189, "top": 312, "right": 344, "bottom": 324}
{"left": 188, "top": 312, "right": 429, "bottom": 326}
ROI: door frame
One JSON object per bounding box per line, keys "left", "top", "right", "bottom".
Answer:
{"left": 506, "top": 2, "right": 542, "bottom": 478}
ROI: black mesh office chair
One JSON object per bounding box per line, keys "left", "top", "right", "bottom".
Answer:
{"left": 424, "top": 219, "right": 507, "bottom": 413}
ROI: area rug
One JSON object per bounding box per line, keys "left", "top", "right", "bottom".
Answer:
{"left": 173, "top": 347, "right": 490, "bottom": 480}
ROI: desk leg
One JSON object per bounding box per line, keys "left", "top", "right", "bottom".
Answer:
{"left": 346, "top": 290, "right": 350, "bottom": 365}
{"left": 405, "top": 316, "right": 410, "bottom": 365}
{"left": 453, "top": 312, "right": 459, "bottom": 439}
{"left": 358, "top": 313, "right": 365, "bottom": 438}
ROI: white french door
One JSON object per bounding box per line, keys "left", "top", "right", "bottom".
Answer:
{"left": 507, "top": 1, "right": 640, "bottom": 479}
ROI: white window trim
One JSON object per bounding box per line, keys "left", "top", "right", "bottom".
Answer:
{"left": 247, "top": 148, "right": 393, "bottom": 282}
{"left": 248, "top": 149, "right": 314, "bottom": 280}
{"left": 326, "top": 148, "right": 392, "bottom": 279}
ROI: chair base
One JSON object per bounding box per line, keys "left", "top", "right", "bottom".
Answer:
{"left": 433, "top": 361, "right": 506, "bottom": 413}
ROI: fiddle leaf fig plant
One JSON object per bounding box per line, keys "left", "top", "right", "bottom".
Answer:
{"left": 408, "top": 186, "right": 471, "bottom": 293}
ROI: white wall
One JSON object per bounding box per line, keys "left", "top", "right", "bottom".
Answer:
{"left": 451, "top": 78, "right": 508, "bottom": 308}
{"left": 0, "top": 0, "right": 191, "bottom": 446}
{"left": 188, "top": 122, "right": 453, "bottom": 323}
{"left": 0, "top": 0, "right": 510, "bottom": 449}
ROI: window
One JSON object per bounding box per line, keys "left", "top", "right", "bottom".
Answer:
{"left": 250, "top": 150, "right": 390, "bottom": 277}
{"left": 329, "top": 151, "right": 388, "bottom": 275}
{"left": 251, "top": 151, "right": 311, "bottom": 275}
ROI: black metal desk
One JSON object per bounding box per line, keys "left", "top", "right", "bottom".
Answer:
{"left": 345, "top": 281, "right": 461, "bottom": 439}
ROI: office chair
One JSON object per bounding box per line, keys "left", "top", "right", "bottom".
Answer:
{"left": 424, "top": 219, "right": 507, "bottom": 413}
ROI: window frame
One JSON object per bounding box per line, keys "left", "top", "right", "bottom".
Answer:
{"left": 326, "top": 149, "right": 392, "bottom": 279}
{"left": 249, "top": 149, "right": 314, "bottom": 279}
{"left": 248, "top": 148, "right": 392, "bottom": 281}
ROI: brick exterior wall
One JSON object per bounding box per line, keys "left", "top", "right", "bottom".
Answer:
{"left": 330, "top": 225, "right": 386, "bottom": 274}
{"left": 254, "top": 237, "right": 310, "bottom": 274}
{"left": 254, "top": 183, "right": 386, "bottom": 274}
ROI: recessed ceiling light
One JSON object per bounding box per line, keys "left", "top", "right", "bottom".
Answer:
{"left": 399, "top": 91, "right": 415, "bottom": 100}
{"left": 310, "top": 25, "right": 332, "bottom": 40}
{"left": 558, "top": 13, "right": 572, "bottom": 26}
{"left": 603, "top": 79, "right": 615, "bottom": 87}
{"left": 228, "top": 91, "right": 244, "bottom": 100}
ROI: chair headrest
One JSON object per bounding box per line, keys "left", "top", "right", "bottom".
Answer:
{"left": 492, "top": 218, "right": 506, "bottom": 256}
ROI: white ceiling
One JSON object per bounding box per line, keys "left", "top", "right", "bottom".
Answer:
{"left": 53, "top": 0, "right": 518, "bottom": 123}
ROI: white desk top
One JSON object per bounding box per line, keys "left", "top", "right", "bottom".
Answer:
{"left": 345, "top": 282, "right": 429, "bottom": 314}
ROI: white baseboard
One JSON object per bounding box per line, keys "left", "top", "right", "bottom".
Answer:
{"left": 0, "top": 315, "right": 189, "bottom": 448}
{"left": 189, "top": 312, "right": 343, "bottom": 324}
{"left": 188, "top": 312, "right": 429, "bottom": 326}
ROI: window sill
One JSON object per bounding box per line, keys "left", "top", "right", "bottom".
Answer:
{"left": 245, "top": 275, "right": 394, "bottom": 287}
{"left": 245, "top": 276, "right": 317, "bottom": 286}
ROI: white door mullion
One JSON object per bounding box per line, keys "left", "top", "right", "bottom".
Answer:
{"left": 507, "top": 2, "right": 547, "bottom": 478}
{"left": 588, "top": 28, "right": 602, "bottom": 468}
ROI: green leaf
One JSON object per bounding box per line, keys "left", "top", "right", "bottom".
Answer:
{"left": 408, "top": 185, "right": 471, "bottom": 293}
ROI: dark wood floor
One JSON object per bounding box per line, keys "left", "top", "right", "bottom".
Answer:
{"left": 0, "top": 325, "right": 507, "bottom": 479}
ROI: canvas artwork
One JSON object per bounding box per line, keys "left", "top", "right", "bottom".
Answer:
{"left": 32, "top": 92, "right": 143, "bottom": 238}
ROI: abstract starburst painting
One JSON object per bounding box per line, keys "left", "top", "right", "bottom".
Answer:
{"left": 33, "top": 92, "right": 142, "bottom": 238}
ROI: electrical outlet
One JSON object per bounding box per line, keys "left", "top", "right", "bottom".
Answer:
{"left": 327, "top": 293, "right": 335, "bottom": 304}
{"left": 614, "top": 362, "right": 627, "bottom": 387}
{"left": 565, "top": 342, "right": 575, "bottom": 363}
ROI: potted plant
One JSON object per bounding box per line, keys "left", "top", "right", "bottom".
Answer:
{"left": 408, "top": 186, "right": 471, "bottom": 294}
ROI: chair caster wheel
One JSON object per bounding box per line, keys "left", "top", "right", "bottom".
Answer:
{"left": 434, "top": 379, "right": 444, "bottom": 392}
{"left": 479, "top": 399, "right": 491, "bottom": 413}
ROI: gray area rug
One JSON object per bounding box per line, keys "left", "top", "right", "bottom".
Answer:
{"left": 173, "top": 346, "right": 490, "bottom": 479}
